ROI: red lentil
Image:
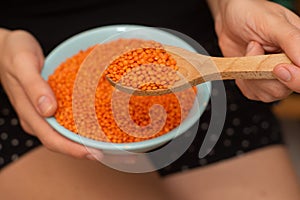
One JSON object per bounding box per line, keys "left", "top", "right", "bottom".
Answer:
{"left": 105, "top": 47, "right": 180, "bottom": 90}
{"left": 48, "top": 39, "right": 197, "bottom": 143}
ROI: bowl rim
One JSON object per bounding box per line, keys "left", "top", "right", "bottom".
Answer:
{"left": 43, "top": 24, "right": 212, "bottom": 151}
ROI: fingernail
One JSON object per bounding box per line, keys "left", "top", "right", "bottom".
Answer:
{"left": 38, "top": 96, "right": 53, "bottom": 115}
{"left": 274, "top": 66, "right": 292, "bottom": 82}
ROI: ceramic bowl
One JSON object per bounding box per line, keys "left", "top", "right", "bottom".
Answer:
{"left": 42, "top": 24, "right": 211, "bottom": 154}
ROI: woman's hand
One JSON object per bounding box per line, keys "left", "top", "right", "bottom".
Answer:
{"left": 207, "top": 0, "right": 300, "bottom": 102}
{"left": 0, "top": 29, "right": 102, "bottom": 160}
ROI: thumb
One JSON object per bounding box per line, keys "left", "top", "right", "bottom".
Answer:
{"left": 245, "top": 41, "right": 265, "bottom": 56}
{"left": 13, "top": 51, "right": 57, "bottom": 117}
{"left": 273, "top": 64, "right": 300, "bottom": 93}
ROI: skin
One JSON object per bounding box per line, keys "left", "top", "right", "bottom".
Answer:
{"left": 1, "top": 0, "right": 300, "bottom": 198}
{"left": 0, "top": 145, "right": 299, "bottom": 199}
{"left": 1, "top": 0, "right": 300, "bottom": 158}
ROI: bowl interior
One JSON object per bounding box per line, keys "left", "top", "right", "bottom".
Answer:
{"left": 42, "top": 24, "right": 211, "bottom": 152}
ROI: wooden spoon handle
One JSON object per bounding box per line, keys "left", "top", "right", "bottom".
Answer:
{"left": 210, "top": 53, "right": 292, "bottom": 80}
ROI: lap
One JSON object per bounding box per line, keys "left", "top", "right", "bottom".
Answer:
{"left": 0, "top": 145, "right": 299, "bottom": 200}
{"left": 163, "top": 145, "right": 300, "bottom": 200}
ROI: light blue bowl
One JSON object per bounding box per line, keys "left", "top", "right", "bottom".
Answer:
{"left": 42, "top": 24, "right": 211, "bottom": 154}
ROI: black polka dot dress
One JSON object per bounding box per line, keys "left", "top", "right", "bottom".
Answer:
{"left": 0, "top": 87, "right": 41, "bottom": 168}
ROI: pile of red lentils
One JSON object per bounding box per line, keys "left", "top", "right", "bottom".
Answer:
{"left": 105, "top": 47, "right": 180, "bottom": 90}
{"left": 48, "top": 39, "right": 197, "bottom": 143}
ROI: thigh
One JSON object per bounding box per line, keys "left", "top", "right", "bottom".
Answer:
{"left": 162, "top": 145, "right": 300, "bottom": 200}
{"left": 0, "top": 147, "right": 170, "bottom": 200}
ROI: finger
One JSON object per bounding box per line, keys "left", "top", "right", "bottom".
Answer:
{"left": 245, "top": 41, "right": 265, "bottom": 56}
{"left": 273, "top": 63, "right": 300, "bottom": 93}
{"left": 235, "top": 79, "right": 259, "bottom": 101}
{"left": 249, "top": 79, "right": 292, "bottom": 102}
{"left": 12, "top": 51, "right": 57, "bottom": 117}
{"left": 236, "top": 78, "right": 291, "bottom": 102}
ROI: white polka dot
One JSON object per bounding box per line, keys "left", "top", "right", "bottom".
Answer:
{"left": 226, "top": 128, "right": 234, "bottom": 136}
{"left": 241, "top": 140, "right": 250, "bottom": 148}
{"left": 200, "top": 122, "right": 209, "bottom": 131}
{"left": 11, "top": 154, "right": 19, "bottom": 161}
{"left": 11, "top": 139, "right": 19, "bottom": 146}
{"left": 261, "top": 121, "right": 269, "bottom": 129}
{"left": 198, "top": 159, "right": 207, "bottom": 166}
{"left": 1, "top": 108, "right": 10, "bottom": 116}
{"left": 223, "top": 139, "right": 231, "bottom": 147}
{"left": 0, "top": 157, "right": 4, "bottom": 165}
{"left": 10, "top": 118, "right": 19, "bottom": 126}
{"left": 232, "top": 118, "right": 240, "bottom": 126}
{"left": 0, "top": 132, "right": 8, "bottom": 140}
{"left": 0, "top": 118, "right": 5, "bottom": 126}
{"left": 25, "top": 139, "right": 34, "bottom": 147}
{"left": 229, "top": 104, "right": 238, "bottom": 111}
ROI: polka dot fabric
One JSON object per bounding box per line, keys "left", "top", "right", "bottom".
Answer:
{"left": 0, "top": 86, "right": 41, "bottom": 169}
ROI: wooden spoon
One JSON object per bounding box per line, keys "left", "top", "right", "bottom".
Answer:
{"left": 108, "top": 44, "right": 292, "bottom": 96}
